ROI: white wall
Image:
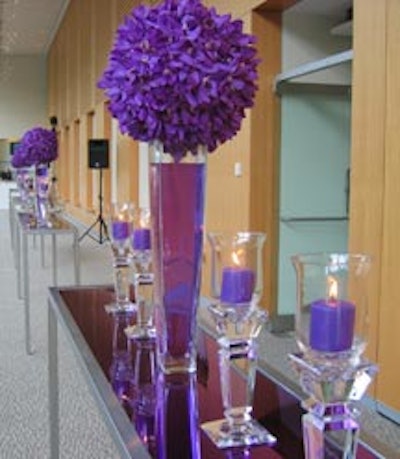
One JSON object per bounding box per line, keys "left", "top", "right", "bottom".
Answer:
{"left": 0, "top": 55, "right": 47, "bottom": 140}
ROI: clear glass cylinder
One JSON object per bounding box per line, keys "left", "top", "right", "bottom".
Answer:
{"left": 149, "top": 141, "right": 207, "bottom": 374}
{"left": 291, "top": 253, "right": 372, "bottom": 363}
{"left": 208, "top": 232, "right": 266, "bottom": 307}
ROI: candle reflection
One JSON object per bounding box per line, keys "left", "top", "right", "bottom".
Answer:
{"left": 109, "top": 311, "right": 135, "bottom": 413}
{"left": 130, "top": 337, "right": 157, "bottom": 456}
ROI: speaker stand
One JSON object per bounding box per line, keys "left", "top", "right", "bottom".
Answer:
{"left": 79, "top": 168, "right": 109, "bottom": 244}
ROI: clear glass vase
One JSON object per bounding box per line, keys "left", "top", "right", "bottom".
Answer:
{"left": 290, "top": 252, "right": 378, "bottom": 459}
{"left": 149, "top": 141, "right": 207, "bottom": 374}
{"left": 34, "top": 163, "right": 50, "bottom": 226}
{"left": 202, "top": 232, "right": 276, "bottom": 449}
{"left": 15, "top": 167, "right": 34, "bottom": 212}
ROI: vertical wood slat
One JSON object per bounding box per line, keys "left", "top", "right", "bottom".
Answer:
{"left": 71, "top": 120, "right": 80, "bottom": 206}
{"left": 348, "top": 0, "right": 387, "bottom": 398}
{"left": 94, "top": 0, "right": 114, "bottom": 105}
{"left": 376, "top": 0, "right": 400, "bottom": 411}
{"left": 61, "top": 126, "right": 73, "bottom": 203}
{"left": 250, "top": 10, "right": 282, "bottom": 314}
{"left": 85, "top": 113, "right": 95, "bottom": 211}
{"left": 116, "top": 133, "right": 139, "bottom": 204}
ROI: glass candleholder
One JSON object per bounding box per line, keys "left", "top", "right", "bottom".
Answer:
{"left": 290, "top": 252, "right": 378, "bottom": 459}
{"left": 201, "top": 232, "right": 276, "bottom": 449}
{"left": 126, "top": 207, "right": 155, "bottom": 339}
{"left": 105, "top": 202, "right": 135, "bottom": 314}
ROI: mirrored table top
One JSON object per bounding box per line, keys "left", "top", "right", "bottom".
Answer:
{"left": 48, "top": 286, "right": 389, "bottom": 458}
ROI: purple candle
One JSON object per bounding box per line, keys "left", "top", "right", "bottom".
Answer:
{"left": 220, "top": 267, "right": 255, "bottom": 304}
{"left": 133, "top": 228, "right": 151, "bottom": 250}
{"left": 309, "top": 299, "right": 355, "bottom": 352}
{"left": 112, "top": 220, "right": 130, "bottom": 241}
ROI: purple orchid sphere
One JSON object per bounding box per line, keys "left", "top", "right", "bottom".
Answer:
{"left": 98, "top": 0, "right": 259, "bottom": 160}
{"left": 20, "top": 127, "right": 58, "bottom": 166}
{"left": 11, "top": 143, "right": 35, "bottom": 168}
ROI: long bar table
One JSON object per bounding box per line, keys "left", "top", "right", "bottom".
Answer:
{"left": 47, "top": 286, "right": 396, "bottom": 458}
{"left": 17, "top": 213, "right": 80, "bottom": 354}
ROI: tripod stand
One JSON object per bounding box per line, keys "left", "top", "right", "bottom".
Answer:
{"left": 79, "top": 168, "right": 109, "bottom": 244}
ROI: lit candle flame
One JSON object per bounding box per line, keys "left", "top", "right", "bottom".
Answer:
{"left": 328, "top": 276, "right": 338, "bottom": 303}
{"left": 231, "top": 249, "right": 245, "bottom": 267}
{"left": 231, "top": 251, "right": 240, "bottom": 266}
{"left": 140, "top": 216, "right": 147, "bottom": 228}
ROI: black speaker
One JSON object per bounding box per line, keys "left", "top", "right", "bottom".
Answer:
{"left": 9, "top": 141, "right": 20, "bottom": 156}
{"left": 49, "top": 116, "right": 58, "bottom": 130}
{"left": 88, "top": 139, "right": 109, "bottom": 169}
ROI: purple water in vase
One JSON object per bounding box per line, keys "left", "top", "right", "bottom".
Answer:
{"left": 35, "top": 164, "right": 50, "bottom": 226}
{"left": 150, "top": 149, "right": 206, "bottom": 374}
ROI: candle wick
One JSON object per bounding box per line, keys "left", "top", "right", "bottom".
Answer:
{"left": 328, "top": 295, "right": 337, "bottom": 305}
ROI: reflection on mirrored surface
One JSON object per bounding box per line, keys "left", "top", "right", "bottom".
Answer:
{"left": 130, "top": 337, "right": 157, "bottom": 456}
{"left": 156, "top": 372, "right": 201, "bottom": 459}
{"left": 55, "top": 286, "right": 397, "bottom": 459}
{"left": 109, "top": 310, "right": 135, "bottom": 412}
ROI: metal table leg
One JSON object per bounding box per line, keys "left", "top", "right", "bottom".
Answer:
{"left": 23, "top": 232, "right": 34, "bottom": 355}
{"left": 48, "top": 302, "right": 59, "bottom": 459}
{"left": 16, "top": 219, "right": 23, "bottom": 299}
{"left": 73, "top": 230, "right": 80, "bottom": 285}
{"left": 52, "top": 233, "right": 57, "bottom": 286}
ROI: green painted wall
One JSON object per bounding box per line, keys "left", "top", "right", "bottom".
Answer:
{"left": 277, "top": 90, "right": 351, "bottom": 314}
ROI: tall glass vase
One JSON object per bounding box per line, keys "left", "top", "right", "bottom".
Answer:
{"left": 149, "top": 141, "right": 207, "bottom": 374}
{"left": 15, "top": 167, "right": 34, "bottom": 211}
{"left": 34, "top": 163, "right": 50, "bottom": 227}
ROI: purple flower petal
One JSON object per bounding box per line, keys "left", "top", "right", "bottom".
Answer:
{"left": 98, "top": 0, "right": 259, "bottom": 160}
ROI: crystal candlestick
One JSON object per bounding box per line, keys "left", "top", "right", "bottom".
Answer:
{"left": 105, "top": 202, "right": 135, "bottom": 314}
{"left": 126, "top": 207, "right": 155, "bottom": 339}
{"left": 202, "top": 232, "right": 276, "bottom": 449}
{"left": 290, "top": 253, "right": 378, "bottom": 459}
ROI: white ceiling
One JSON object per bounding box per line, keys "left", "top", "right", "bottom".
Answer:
{"left": 0, "top": 0, "right": 352, "bottom": 56}
{"left": 0, "top": 0, "right": 69, "bottom": 55}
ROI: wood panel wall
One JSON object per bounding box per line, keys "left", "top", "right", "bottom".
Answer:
{"left": 350, "top": 0, "right": 400, "bottom": 412}
{"left": 47, "top": 0, "right": 293, "bottom": 313}
{"left": 48, "top": 0, "right": 140, "bottom": 225}
{"left": 46, "top": 0, "right": 400, "bottom": 419}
